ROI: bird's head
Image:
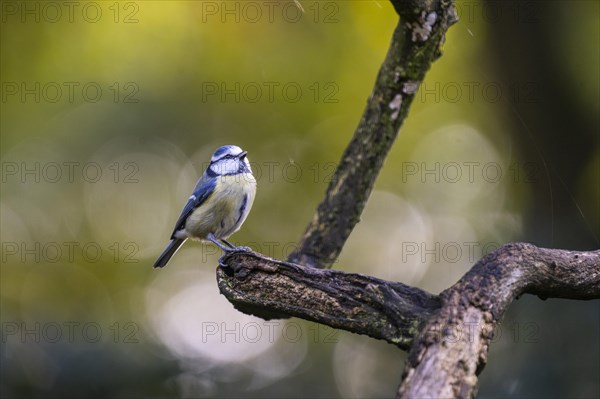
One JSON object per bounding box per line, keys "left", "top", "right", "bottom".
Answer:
{"left": 208, "top": 145, "right": 252, "bottom": 176}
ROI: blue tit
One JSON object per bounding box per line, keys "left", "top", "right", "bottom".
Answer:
{"left": 153, "top": 145, "right": 257, "bottom": 268}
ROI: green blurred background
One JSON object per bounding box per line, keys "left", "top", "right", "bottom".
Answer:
{"left": 1, "top": 0, "right": 598, "bottom": 397}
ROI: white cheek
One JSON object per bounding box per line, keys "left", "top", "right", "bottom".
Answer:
{"left": 211, "top": 159, "right": 238, "bottom": 175}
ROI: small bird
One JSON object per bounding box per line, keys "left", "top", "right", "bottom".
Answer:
{"left": 153, "top": 145, "right": 256, "bottom": 268}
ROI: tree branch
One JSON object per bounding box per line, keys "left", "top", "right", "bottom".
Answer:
{"left": 216, "top": 244, "right": 599, "bottom": 397}
{"left": 212, "top": 0, "right": 599, "bottom": 397}
{"left": 288, "top": 0, "right": 458, "bottom": 269}
{"left": 397, "top": 243, "right": 600, "bottom": 398}
{"left": 216, "top": 251, "right": 440, "bottom": 350}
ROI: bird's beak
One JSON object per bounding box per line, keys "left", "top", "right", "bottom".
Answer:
{"left": 238, "top": 151, "right": 248, "bottom": 160}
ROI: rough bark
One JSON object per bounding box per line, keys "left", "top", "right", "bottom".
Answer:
{"left": 398, "top": 243, "right": 600, "bottom": 398}
{"left": 217, "top": 244, "right": 600, "bottom": 398}
{"left": 216, "top": 251, "right": 440, "bottom": 350}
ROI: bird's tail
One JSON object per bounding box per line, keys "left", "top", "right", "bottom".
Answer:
{"left": 153, "top": 238, "right": 186, "bottom": 268}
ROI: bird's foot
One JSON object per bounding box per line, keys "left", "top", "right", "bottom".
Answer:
{"left": 218, "top": 246, "right": 252, "bottom": 270}
{"left": 219, "top": 237, "right": 252, "bottom": 253}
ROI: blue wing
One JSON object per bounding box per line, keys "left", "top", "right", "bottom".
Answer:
{"left": 170, "top": 175, "right": 216, "bottom": 239}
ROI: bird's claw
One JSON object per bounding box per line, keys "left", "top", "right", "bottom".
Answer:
{"left": 225, "top": 245, "right": 252, "bottom": 253}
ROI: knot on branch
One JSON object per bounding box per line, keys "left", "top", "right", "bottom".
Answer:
{"left": 390, "top": 0, "right": 458, "bottom": 27}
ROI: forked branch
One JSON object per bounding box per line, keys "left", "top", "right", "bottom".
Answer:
{"left": 214, "top": 0, "right": 600, "bottom": 398}
{"left": 217, "top": 245, "right": 599, "bottom": 398}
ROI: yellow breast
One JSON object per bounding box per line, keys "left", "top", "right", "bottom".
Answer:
{"left": 186, "top": 173, "right": 256, "bottom": 240}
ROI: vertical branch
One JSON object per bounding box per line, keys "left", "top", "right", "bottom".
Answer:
{"left": 288, "top": 0, "right": 458, "bottom": 269}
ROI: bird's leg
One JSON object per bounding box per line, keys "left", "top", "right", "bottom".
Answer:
{"left": 221, "top": 239, "right": 235, "bottom": 248}
{"left": 207, "top": 233, "right": 248, "bottom": 253}
{"left": 207, "top": 233, "right": 234, "bottom": 252}
{"left": 208, "top": 233, "right": 252, "bottom": 255}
